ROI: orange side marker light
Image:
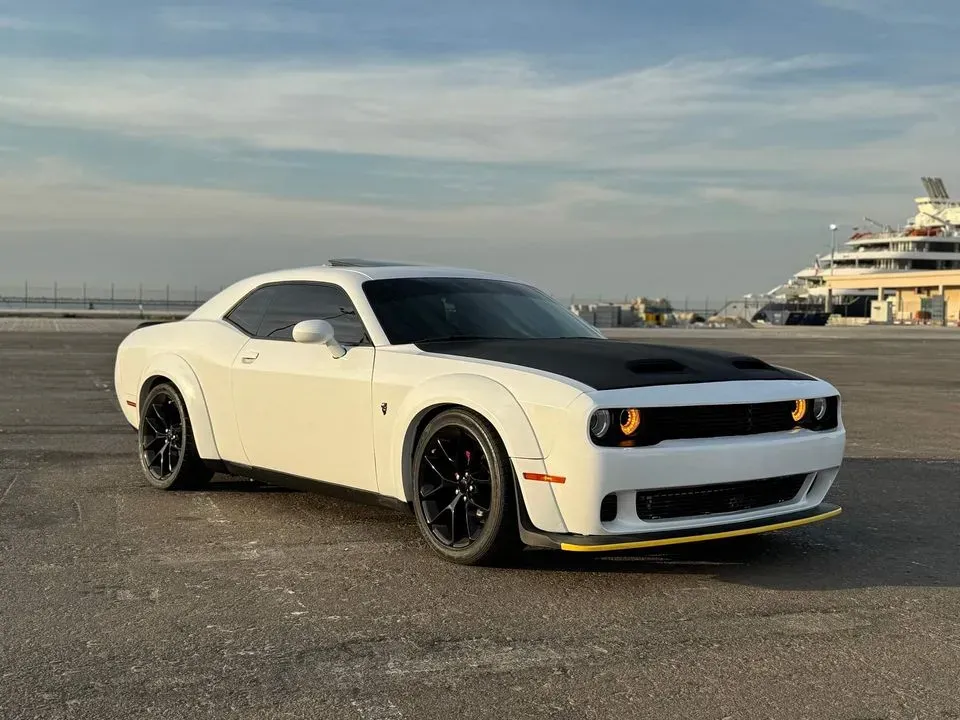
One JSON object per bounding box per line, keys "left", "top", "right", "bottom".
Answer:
{"left": 522, "top": 472, "right": 566, "bottom": 484}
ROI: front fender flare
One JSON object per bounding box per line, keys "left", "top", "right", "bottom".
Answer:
{"left": 389, "top": 373, "right": 567, "bottom": 534}
{"left": 138, "top": 353, "right": 220, "bottom": 461}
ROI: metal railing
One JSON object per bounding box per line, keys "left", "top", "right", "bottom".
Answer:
{"left": 0, "top": 283, "right": 222, "bottom": 311}
{"left": 1, "top": 283, "right": 846, "bottom": 327}
{"left": 1, "top": 284, "right": 741, "bottom": 315}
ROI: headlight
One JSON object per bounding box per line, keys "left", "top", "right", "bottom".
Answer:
{"left": 589, "top": 409, "right": 611, "bottom": 438}
{"left": 812, "top": 397, "right": 827, "bottom": 421}
{"left": 792, "top": 396, "right": 837, "bottom": 430}
{"left": 590, "top": 407, "right": 644, "bottom": 445}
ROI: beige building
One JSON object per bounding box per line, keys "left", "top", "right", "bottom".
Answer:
{"left": 825, "top": 270, "right": 960, "bottom": 324}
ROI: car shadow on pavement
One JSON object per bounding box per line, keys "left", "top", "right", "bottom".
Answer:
{"left": 509, "top": 457, "right": 960, "bottom": 591}
{"left": 173, "top": 457, "right": 958, "bottom": 591}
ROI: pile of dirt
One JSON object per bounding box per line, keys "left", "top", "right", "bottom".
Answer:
{"left": 705, "top": 315, "right": 754, "bottom": 328}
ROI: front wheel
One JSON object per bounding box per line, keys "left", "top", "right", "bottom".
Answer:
{"left": 138, "top": 383, "right": 213, "bottom": 490}
{"left": 411, "top": 408, "right": 521, "bottom": 565}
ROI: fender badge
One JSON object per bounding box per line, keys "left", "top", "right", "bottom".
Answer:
{"left": 380, "top": 402, "right": 388, "bottom": 415}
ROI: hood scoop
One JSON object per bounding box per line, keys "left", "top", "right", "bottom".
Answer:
{"left": 625, "top": 358, "right": 686, "bottom": 374}
{"left": 731, "top": 357, "right": 775, "bottom": 371}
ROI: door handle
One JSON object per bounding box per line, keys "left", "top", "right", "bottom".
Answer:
{"left": 240, "top": 351, "right": 259, "bottom": 364}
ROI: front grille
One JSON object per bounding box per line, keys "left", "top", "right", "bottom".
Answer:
{"left": 618, "top": 397, "right": 839, "bottom": 447}
{"left": 646, "top": 401, "right": 798, "bottom": 441}
{"left": 635, "top": 474, "right": 807, "bottom": 520}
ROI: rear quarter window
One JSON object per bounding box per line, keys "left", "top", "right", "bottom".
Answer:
{"left": 225, "top": 286, "right": 277, "bottom": 335}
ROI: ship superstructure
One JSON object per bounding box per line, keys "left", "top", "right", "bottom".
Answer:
{"left": 770, "top": 177, "right": 960, "bottom": 301}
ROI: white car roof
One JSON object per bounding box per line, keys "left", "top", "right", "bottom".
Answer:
{"left": 188, "top": 261, "right": 530, "bottom": 322}
{"left": 229, "top": 261, "right": 520, "bottom": 287}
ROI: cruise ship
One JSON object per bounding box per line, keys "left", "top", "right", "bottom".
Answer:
{"left": 736, "top": 177, "right": 960, "bottom": 321}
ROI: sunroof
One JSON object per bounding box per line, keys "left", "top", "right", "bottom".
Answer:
{"left": 327, "top": 258, "right": 423, "bottom": 267}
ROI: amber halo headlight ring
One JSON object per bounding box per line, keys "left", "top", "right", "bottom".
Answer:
{"left": 589, "top": 407, "right": 647, "bottom": 445}
{"left": 619, "top": 408, "right": 642, "bottom": 436}
{"left": 791, "top": 399, "right": 807, "bottom": 423}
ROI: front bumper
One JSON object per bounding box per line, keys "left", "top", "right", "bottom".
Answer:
{"left": 514, "top": 426, "right": 845, "bottom": 536}
{"left": 517, "top": 502, "right": 841, "bottom": 552}
{"left": 512, "top": 379, "right": 847, "bottom": 539}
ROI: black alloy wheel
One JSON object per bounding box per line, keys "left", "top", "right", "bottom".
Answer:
{"left": 412, "top": 408, "right": 520, "bottom": 565}
{"left": 138, "top": 383, "right": 212, "bottom": 490}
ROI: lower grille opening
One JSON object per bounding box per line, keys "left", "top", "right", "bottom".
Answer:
{"left": 600, "top": 493, "right": 618, "bottom": 522}
{"left": 636, "top": 474, "right": 807, "bottom": 521}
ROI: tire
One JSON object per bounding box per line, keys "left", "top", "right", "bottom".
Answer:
{"left": 411, "top": 408, "right": 521, "bottom": 565}
{"left": 138, "top": 382, "right": 213, "bottom": 490}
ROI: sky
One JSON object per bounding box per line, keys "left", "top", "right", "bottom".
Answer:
{"left": 2, "top": 0, "right": 960, "bottom": 300}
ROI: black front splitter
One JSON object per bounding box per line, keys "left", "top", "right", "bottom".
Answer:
{"left": 516, "top": 502, "right": 842, "bottom": 552}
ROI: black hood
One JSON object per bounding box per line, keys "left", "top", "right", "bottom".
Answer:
{"left": 414, "top": 337, "right": 811, "bottom": 391}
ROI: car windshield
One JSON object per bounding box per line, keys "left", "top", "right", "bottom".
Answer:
{"left": 361, "top": 277, "right": 603, "bottom": 345}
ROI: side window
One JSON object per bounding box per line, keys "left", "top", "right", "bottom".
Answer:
{"left": 225, "top": 285, "right": 278, "bottom": 335}
{"left": 257, "top": 283, "right": 367, "bottom": 345}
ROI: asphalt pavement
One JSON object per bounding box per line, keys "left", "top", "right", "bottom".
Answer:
{"left": 1, "top": 320, "right": 958, "bottom": 719}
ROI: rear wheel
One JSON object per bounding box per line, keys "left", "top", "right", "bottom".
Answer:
{"left": 411, "top": 408, "right": 521, "bottom": 565}
{"left": 138, "top": 383, "right": 213, "bottom": 490}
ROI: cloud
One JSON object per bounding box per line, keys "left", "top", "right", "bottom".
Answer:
{"left": 0, "top": 15, "right": 33, "bottom": 30}
{"left": 0, "top": 163, "right": 823, "bottom": 298}
{"left": 0, "top": 152, "right": 933, "bottom": 298}
{"left": 696, "top": 185, "right": 909, "bottom": 216}
{"left": 155, "top": 6, "right": 328, "bottom": 34}
{"left": 0, "top": 158, "right": 689, "bottom": 291}
{"left": 4, "top": 44, "right": 960, "bottom": 297}
{"left": 814, "top": 0, "right": 955, "bottom": 25}
{"left": 5, "top": 49, "right": 960, "bottom": 250}
{"left": 0, "top": 53, "right": 905, "bottom": 170}
{"left": 0, "top": 157, "right": 655, "bottom": 241}
{"left": 2, "top": 50, "right": 958, "bottom": 194}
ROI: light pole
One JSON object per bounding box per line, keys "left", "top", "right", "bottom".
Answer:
{"left": 829, "top": 223, "right": 838, "bottom": 275}
{"left": 826, "top": 223, "right": 839, "bottom": 314}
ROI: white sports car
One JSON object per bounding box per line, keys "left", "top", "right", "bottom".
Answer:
{"left": 114, "top": 259, "right": 845, "bottom": 565}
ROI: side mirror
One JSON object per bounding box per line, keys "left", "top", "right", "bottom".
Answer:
{"left": 292, "top": 319, "right": 346, "bottom": 358}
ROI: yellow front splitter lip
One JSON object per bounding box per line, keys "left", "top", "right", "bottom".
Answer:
{"left": 558, "top": 504, "right": 842, "bottom": 553}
